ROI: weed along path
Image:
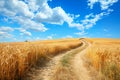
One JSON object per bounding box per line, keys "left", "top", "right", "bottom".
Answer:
{"left": 25, "top": 40, "right": 95, "bottom": 80}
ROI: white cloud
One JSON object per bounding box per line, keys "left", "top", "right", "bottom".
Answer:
{"left": 0, "top": 0, "right": 118, "bottom": 41}
{"left": 14, "top": 16, "right": 48, "bottom": 32}
{"left": 0, "top": 31, "right": 13, "bottom": 39}
{"left": 0, "top": 26, "right": 14, "bottom": 32}
{"left": 75, "top": 14, "right": 80, "bottom": 18}
{"left": 35, "top": 7, "right": 65, "bottom": 25}
{"left": 74, "top": 31, "right": 87, "bottom": 36}
{"left": 35, "top": 6, "right": 77, "bottom": 27}
{"left": 70, "top": 9, "right": 112, "bottom": 31}
{"left": 47, "top": 34, "right": 56, "bottom": 39}
{"left": 0, "top": 26, "right": 14, "bottom": 39}
{"left": 5, "top": 0, "right": 33, "bottom": 18}
{"left": 68, "top": 22, "right": 84, "bottom": 30}
{"left": 81, "top": 9, "right": 113, "bottom": 29}
{"left": 0, "top": 0, "right": 48, "bottom": 34}
{"left": 0, "top": 0, "right": 83, "bottom": 35}
{"left": 88, "top": 0, "right": 118, "bottom": 10}
{"left": 18, "top": 28, "right": 32, "bottom": 36}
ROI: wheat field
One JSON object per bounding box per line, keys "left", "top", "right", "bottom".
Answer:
{"left": 86, "top": 38, "right": 120, "bottom": 80}
{"left": 0, "top": 38, "right": 82, "bottom": 80}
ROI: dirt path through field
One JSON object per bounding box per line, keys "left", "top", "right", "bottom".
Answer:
{"left": 72, "top": 41, "right": 92, "bottom": 80}
{"left": 24, "top": 40, "right": 100, "bottom": 80}
{"left": 24, "top": 44, "right": 82, "bottom": 80}
{"left": 24, "top": 50, "right": 67, "bottom": 80}
{"left": 71, "top": 41, "right": 102, "bottom": 80}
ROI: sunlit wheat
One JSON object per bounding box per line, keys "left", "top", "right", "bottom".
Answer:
{"left": 0, "top": 39, "right": 81, "bottom": 80}
{"left": 86, "top": 38, "right": 120, "bottom": 80}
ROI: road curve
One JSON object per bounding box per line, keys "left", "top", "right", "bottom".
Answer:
{"left": 24, "top": 39, "right": 95, "bottom": 80}
{"left": 50, "top": 40, "right": 91, "bottom": 80}
{"left": 72, "top": 40, "right": 92, "bottom": 80}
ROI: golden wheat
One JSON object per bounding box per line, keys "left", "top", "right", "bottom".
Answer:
{"left": 0, "top": 38, "right": 81, "bottom": 80}
{"left": 86, "top": 38, "right": 120, "bottom": 80}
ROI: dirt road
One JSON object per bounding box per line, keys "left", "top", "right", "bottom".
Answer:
{"left": 25, "top": 40, "right": 100, "bottom": 80}
{"left": 72, "top": 41, "right": 92, "bottom": 80}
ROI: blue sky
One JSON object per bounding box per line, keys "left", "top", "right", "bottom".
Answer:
{"left": 0, "top": 0, "right": 120, "bottom": 42}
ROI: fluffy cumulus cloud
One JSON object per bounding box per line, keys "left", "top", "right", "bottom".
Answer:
{"left": 0, "top": 0, "right": 34, "bottom": 17}
{"left": 0, "top": 0, "right": 118, "bottom": 40}
{"left": 88, "top": 0, "right": 118, "bottom": 10}
{"left": 34, "top": 4, "right": 82, "bottom": 29}
{"left": 0, "top": 0, "right": 84, "bottom": 39}
{"left": 35, "top": 6, "right": 73, "bottom": 25}
{"left": 14, "top": 16, "right": 47, "bottom": 32}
